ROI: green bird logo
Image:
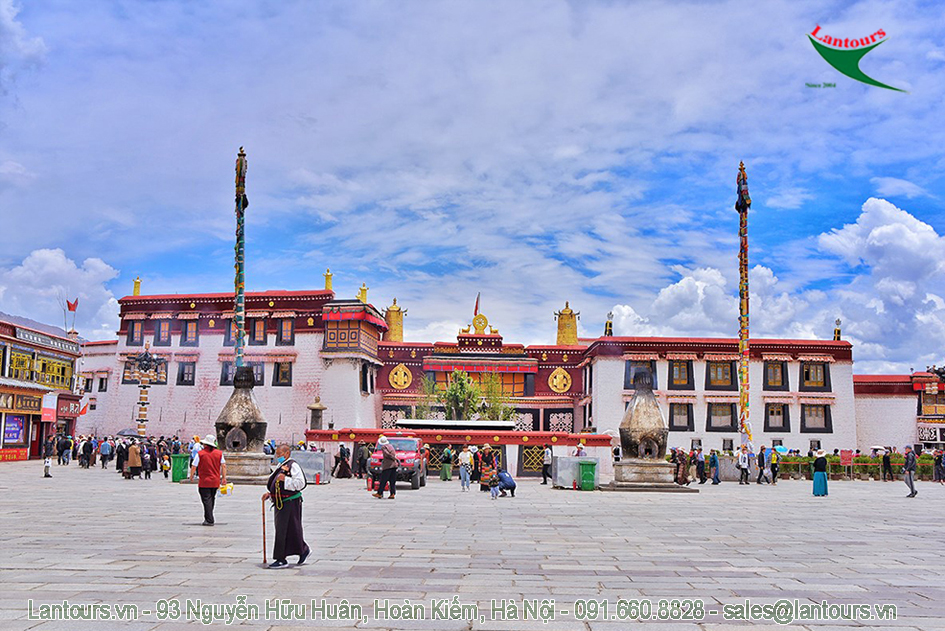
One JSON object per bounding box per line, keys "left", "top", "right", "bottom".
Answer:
{"left": 808, "top": 26, "right": 905, "bottom": 92}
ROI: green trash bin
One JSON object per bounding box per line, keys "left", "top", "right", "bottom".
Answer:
{"left": 171, "top": 453, "right": 190, "bottom": 482}
{"left": 579, "top": 461, "right": 596, "bottom": 491}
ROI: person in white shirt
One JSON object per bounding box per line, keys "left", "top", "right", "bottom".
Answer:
{"left": 737, "top": 446, "right": 751, "bottom": 485}
{"left": 457, "top": 445, "right": 474, "bottom": 491}
{"left": 542, "top": 444, "right": 553, "bottom": 485}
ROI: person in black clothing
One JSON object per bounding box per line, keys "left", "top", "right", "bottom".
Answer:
{"left": 882, "top": 450, "right": 893, "bottom": 482}
{"left": 903, "top": 446, "right": 917, "bottom": 498}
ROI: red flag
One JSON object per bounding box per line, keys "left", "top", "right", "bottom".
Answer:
{"left": 473, "top": 292, "right": 480, "bottom": 316}
{"left": 79, "top": 402, "right": 89, "bottom": 415}
{"left": 67, "top": 298, "right": 79, "bottom": 312}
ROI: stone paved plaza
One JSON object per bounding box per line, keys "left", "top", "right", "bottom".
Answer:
{"left": 1, "top": 460, "right": 944, "bottom": 631}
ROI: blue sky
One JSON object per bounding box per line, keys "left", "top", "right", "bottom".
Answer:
{"left": 1, "top": 0, "right": 944, "bottom": 373}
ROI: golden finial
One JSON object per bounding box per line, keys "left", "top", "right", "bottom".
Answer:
{"left": 555, "top": 301, "right": 580, "bottom": 346}
{"left": 324, "top": 268, "right": 333, "bottom": 292}
{"left": 357, "top": 283, "right": 368, "bottom": 303}
{"left": 133, "top": 276, "right": 141, "bottom": 296}
{"left": 385, "top": 298, "right": 406, "bottom": 342}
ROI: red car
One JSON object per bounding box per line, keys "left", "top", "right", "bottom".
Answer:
{"left": 368, "top": 433, "right": 427, "bottom": 489}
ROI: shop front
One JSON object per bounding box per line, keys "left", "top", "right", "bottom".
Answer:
{"left": 0, "top": 386, "right": 44, "bottom": 461}
{"left": 56, "top": 394, "right": 82, "bottom": 443}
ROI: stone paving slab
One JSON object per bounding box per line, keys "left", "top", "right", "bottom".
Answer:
{"left": 1, "top": 460, "right": 943, "bottom": 630}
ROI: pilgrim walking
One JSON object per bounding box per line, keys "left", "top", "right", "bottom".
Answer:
{"left": 263, "top": 444, "right": 310, "bottom": 568}
{"left": 190, "top": 434, "right": 227, "bottom": 526}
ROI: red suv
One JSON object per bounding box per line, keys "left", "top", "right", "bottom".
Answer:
{"left": 369, "top": 433, "right": 427, "bottom": 489}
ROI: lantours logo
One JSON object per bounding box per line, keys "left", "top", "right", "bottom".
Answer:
{"left": 808, "top": 26, "right": 905, "bottom": 92}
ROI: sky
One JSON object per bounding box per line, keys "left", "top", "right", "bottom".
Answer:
{"left": 0, "top": 0, "right": 943, "bottom": 374}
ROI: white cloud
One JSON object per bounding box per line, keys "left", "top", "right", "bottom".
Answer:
{"left": 0, "top": 249, "right": 119, "bottom": 340}
{"left": 766, "top": 187, "right": 813, "bottom": 210}
{"left": 0, "top": 0, "right": 45, "bottom": 91}
{"left": 870, "top": 177, "right": 928, "bottom": 199}
{"left": 611, "top": 198, "right": 945, "bottom": 373}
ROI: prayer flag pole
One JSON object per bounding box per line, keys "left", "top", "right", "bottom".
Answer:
{"left": 234, "top": 148, "right": 248, "bottom": 369}
{"left": 735, "top": 161, "right": 753, "bottom": 448}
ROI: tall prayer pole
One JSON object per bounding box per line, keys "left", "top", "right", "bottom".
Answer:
{"left": 735, "top": 161, "right": 753, "bottom": 448}
{"left": 234, "top": 147, "right": 248, "bottom": 369}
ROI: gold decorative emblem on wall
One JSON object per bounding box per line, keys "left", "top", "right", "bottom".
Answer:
{"left": 548, "top": 366, "right": 572, "bottom": 393}
{"left": 389, "top": 363, "right": 413, "bottom": 390}
{"left": 562, "top": 353, "right": 568, "bottom": 362}
{"left": 307, "top": 317, "right": 314, "bottom": 326}
{"left": 268, "top": 301, "right": 275, "bottom": 307}
{"left": 388, "top": 350, "right": 394, "bottom": 358}
{"left": 208, "top": 319, "right": 215, "bottom": 328}
{"left": 189, "top": 302, "right": 196, "bottom": 309}
{"left": 541, "top": 352, "right": 548, "bottom": 361}
{"left": 410, "top": 350, "right": 416, "bottom": 358}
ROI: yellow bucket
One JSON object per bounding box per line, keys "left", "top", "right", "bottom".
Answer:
{"left": 219, "top": 483, "right": 234, "bottom": 495}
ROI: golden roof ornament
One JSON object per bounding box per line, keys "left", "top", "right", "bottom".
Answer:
{"left": 324, "top": 268, "right": 333, "bottom": 292}
{"left": 133, "top": 276, "right": 141, "bottom": 296}
{"left": 357, "top": 283, "right": 368, "bottom": 303}
{"left": 554, "top": 301, "right": 580, "bottom": 346}
{"left": 385, "top": 298, "right": 407, "bottom": 343}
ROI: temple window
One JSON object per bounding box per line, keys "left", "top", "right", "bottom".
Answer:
{"left": 706, "top": 402, "right": 737, "bottom": 431}
{"left": 668, "top": 360, "right": 693, "bottom": 390}
{"left": 250, "top": 362, "right": 265, "bottom": 386}
{"left": 764, "top": 402, "right": 790, "bottom": 432}
{"left": 277, "top": 319, "right": 294, "bottom": 346}
{"left": 705, "top": 361, "right": 736, "bottom": 390}
{"left": 800, "top": 404, "right": 833, "bottom": 433}
{"left": 922, "top": 392, "right": 945, "bottom": 416}
{"left": 763, "top": 361, "right": 788, "bottom": 390}
{"left": 248, "top": 319, "right": 267, "bottom": 346}
{"left": 220, "top": 362, "right": 236, "bottom": 386}
{"left": 127, "top": 321, "right": 143, "bottom": 346}
{"left": 273, "top": 362, "right": 292, "bottom": 386}
{"left": 10, "top": 351, "right": 33, "bottom": 381}
{"left": 180, "top": 321, "right": 199, "bottom": 347}
{"left": 800, "top": 362, "right": 830, "bottom": 392}
{"left": 177, "top": 362, "right": 196, "bottom": 386}
{"left": 668, "top": 402, "right": 693, "bottom": 431}
{"left": 624, "top": 360, "right": 657, "bottom": 389}
{"left": 154, "top": 320, "right": 171, "bottom": 346}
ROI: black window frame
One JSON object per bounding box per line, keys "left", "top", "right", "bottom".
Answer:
{"left": 705, "top": 402, "right": 738, "bottom": 432}
{"left": 224, "top": 319, "right": 237, "bottom": 347}
{"left": 624, "top": 360, "right": 657, "bottom": 390}
{"left": 276, "top": 318, "right": 295, "bottom": 346}
{"left": 153, "top": 319, "right": 172, "bottom": 347}
{"left": 249, "top": 361, "right": 265, "bottom": 386}
{"left": 809, "top": 439, "right": 822, "bottom": 451}
{"left": 249, "top": 319, "right": 268, "bottom": 346}
{"left": 126, "top": 321, "right": 144, "bottom": 346}
{"left": 83, "top": 377, "right": 93, "bottom": 393}
{"left": 177, "top": 361, "right": 196, "bottom": 386}
{"left": 667, "top": 360, "right": 694, "bottom": 390}
{"left": 273, "top": 362, "right": 293, "bottom": 387}
{"left": 771, "top": 439, "right": 783, "bottom": 447}
{"left": 800, "top": 404, "right": 833, "bottom": 433}
{"left": 763, "top": 402, "right": 791, "bottom": 432}
{"left": 360, "top": 363, "right": 370, "bottom": 394}
{"left": 98, "top": 376, "right": 108, "bottom": 392}
{"left": 705, "top": 361, "right": 737, "bottom": 391}
{"left": 668, "top": 402, "right": 694, "bottom": 431}
{"left": 220, "top": 361, "right": 236, "bottom": 386}
{"left": 799, "top": 362, "right": 831, "bottom": 392}
{"left": 122, "top": 361, "right": 139, "bottom": 385}
{"left": 722, "top": 438, "right": 734, "bottom": 452}
{"left": 763, "top": 360, "right": 789, "bottom": 391}
{"left": 180, "top": 320, "right": 200, "bottom": 347}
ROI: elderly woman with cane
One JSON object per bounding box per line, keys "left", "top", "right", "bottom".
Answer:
{"left": 262, "top": 444, "right": 310, "bottom": 568}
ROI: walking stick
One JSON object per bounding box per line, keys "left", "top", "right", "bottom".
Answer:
{"left": 261, "top": 496, "right": 267, "bottom": 564}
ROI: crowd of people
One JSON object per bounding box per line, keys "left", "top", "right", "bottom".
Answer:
{"left": 42, "top": 433, "right": 212, "bottom": 480}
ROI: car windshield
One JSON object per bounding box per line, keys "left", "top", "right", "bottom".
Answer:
{"left": 385, "top": 439, "right": 418, "bottom": 452}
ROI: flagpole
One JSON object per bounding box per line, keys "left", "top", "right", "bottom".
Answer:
{"left": 234, "top": 148, "right": 248, "bottom": 369}
{"left": 735, "top": 161, "right": 753, "bottom": 449}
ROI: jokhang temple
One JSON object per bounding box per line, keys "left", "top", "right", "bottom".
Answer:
{"left": 44, "top": 275, "right": 942, "bottom": 481}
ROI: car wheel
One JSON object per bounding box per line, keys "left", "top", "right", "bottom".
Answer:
{"left": 411, "top": 469, "right": 421, "bottom": 489}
